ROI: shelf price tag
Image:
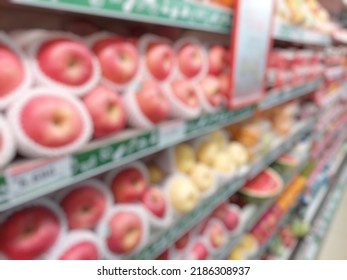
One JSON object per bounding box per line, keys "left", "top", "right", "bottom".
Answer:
{"left": 5, "top": 156, "right": 73, "bottom": 199}
{"left": 229, "top": 0, "right": 275, "bottom": 107}
{"left": 158, "top": 121, "right": 186, "bottom": 148}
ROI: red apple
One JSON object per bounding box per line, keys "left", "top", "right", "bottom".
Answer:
{"left": 141, "top": 187, "right": 166, "bottom": 218}
{"left": 174, "top": 231, "right": 190, "bottom": 250}
{"left": 208, "top": 45, "right": 227, "bottom": 75}
{"left": 207, "top": 222, "right": 226, "bottom": 248}
{"left": 110, "top": 168, "right": 148, "bottom": 203}
{"left": 200, "top": 75, "right": 224, "bottom": 107}
{"left": 107, "top": 211, "right": 142, "bottom": 254}
{"left": 0, "top": 43, "right": 24, "bottom": 97}
{"left": 177, "top": 43, "right": 204, "bottom": 78}
{"left": 0, "top": 206, "right": 60, "bottom": 260}
{"left": 21, "top": 95, "right": 84, "bottom": 148}
{"left": 146, "top": 42, "right": 174, "bottom": 80}
{"left": 83, "top": 85, "right": 126, "bottom": 138}
{"left": 60, "top": 186, "right": 107, "bottom": 229}
{"left": 213, "top": 203, "right": 240, "bottom": 231}
{"left": 219, "top": 72, "right": 231, "bottom": 98}
{"left": 187, "top": 240, "right": 209, "bottom": 260}
{"left": 136, "top": 81, "right": 170, "bottom": 124}
{"left": 37, "top": 38, "right": 94, "bottom": 86}
{"left": 59, "top": 241, "right": 99, "bottom": 260}
{"left": 93, "top": 37, "right": 139, "bottom": 84}
{"left": 156, "top": 249, "right": 170, "bottom": 260}
{"left": 170, "top": 79, "right": 199, "bottom": 108}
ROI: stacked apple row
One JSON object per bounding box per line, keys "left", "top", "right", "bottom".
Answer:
{"left": 0, "top": 30, "right": 230, "bottom": 168}
{"left": 267, "top": 48, "right": 324, "bottom": 89}
{"left": 0, "top": 100, "right": 305, "bottom": 260}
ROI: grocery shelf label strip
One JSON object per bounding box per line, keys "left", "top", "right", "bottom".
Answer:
{"left": 12, "top": 0, "right": 231, "bottom": 33}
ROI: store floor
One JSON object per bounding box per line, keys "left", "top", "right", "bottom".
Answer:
{"left": 318, "top": 185, "right": 347, "bottom": 260}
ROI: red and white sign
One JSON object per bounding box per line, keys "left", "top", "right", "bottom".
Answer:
{"left": 228, "top": 0, "right": 275, "bottom": 108}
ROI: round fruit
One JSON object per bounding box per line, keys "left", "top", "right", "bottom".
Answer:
{"left": 168, "top": 176, "right": 199, "bottom": 213}
{"left": 196, "top": 140, "right": 219, "bottom": 166}
{"left": 0, "top": 205, "right": 60, "bottom": 260}
{"left": 174, "top": 143, "right": 196, "bottom": 173}
{"left": 226, "top": 142, "right": 250, "bottom": 166}
{"left": 37, "top": 38, "right": 94, "bottom": 86}
{"left": 189, "top": 163, "right": 214, "bottom": 192}
{"left": 59, "top": 241, "right": 99, "bottom": 260}
{"left": 0, "top": 43, "right": 24, "bottom": 97}
{"left": 60, "top": 186, "right": 107, "bottom": 229}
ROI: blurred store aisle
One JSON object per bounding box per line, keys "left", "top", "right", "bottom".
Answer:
{"left": 318, "top": 184, "right": 347, "bottom": 260}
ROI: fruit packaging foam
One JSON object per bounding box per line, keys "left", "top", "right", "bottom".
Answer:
{"left": 7, "top": 88, "right": 93, "bottom": 157}
{"left": 96, "top": 204, "right": 150, "bottom": 260}
{"left": 26, "top": 31, "right": 101, "bottom": 97}
{"left": 87, "top": 31, "right": 142, "bottom": 91}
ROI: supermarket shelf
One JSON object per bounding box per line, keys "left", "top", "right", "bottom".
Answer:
{"left": 214, "top": 157, "right": 309, "bottom": 260}
{"left": 273, "top": 21, "right": 332, "bottom": 46}
{"left": 130, "top": 119, "right": 315, "bottom": 260}
{"left": 259, "top": 79, "right": 322, "bottom": 110}
{"left": 0, "top": 81, "right": 319, "bottom": 212}
{"left": 291, "top": 148, "right": 347, "bottom": 260}
{"left": 10, "top": 0, "right": 232, "bottom": 34}
{"left": 0, "top": 106, "right": 253, "bottom": 212}
{"left": 250, "top": 199, "right": 299, "bottom": 260}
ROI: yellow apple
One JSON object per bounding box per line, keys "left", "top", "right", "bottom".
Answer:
{"left": 189, "top": 163, "right": 214, "bottom": 192}
{"left": 148, "top": 163, "right": 165, "bottom": 184}
{"left": 209, "top": 130, "right": 227, "bottom": 150}
{"left": 212, "top": 152, "right": 236, "bottom": 173}
{"left": 239, "top": 234, "right": 258, "bottom": 252}
{"left": 228, "top": 246, "right": 245, "bottom": 260}
{"left": 174, "top": 144, "right": 196, "bottom": 173}
{"left": 196, "top": 140, "right": 219, "bottom": 166}
{"left": 226, "top": 142, "right": 250, "bottom": 166}
{"left": 168, "top": 175, "right": 199, "bottom": 213}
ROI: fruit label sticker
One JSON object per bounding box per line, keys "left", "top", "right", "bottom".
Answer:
{"left": 5, "top": 156, "right": 73, "bottom": 198}
{"left": 158, "top": 121, "right": 186, "bottom": 148}
{"left": 229, "top": 0, "right": 275, "bottom": 107}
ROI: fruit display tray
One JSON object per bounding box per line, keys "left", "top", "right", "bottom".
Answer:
{"left": 128, "top": 118, "right": 315, "bottom": 260}
{"left": 11, "top": 0, "right": 232, "bottom": 34}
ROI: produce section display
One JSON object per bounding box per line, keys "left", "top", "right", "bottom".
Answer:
{"left": 1, "top": 0, "right": 347, "bottom": 262}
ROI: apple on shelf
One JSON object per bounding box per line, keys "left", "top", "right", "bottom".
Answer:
{"left": 140, "top": 35, "right": 175, "bottom": 81}
{"left": 83, "top": 85, "right": 126, "bottom": 139}
{"left": 91, "top": 34, "right": 139, "bottom": 87}
{"left": 174, "top": 231, "right": 191, "bottom": 251}
{"left": 141, "top": 187, "right": 166, "bottom": 218}
{"left": 198, "top": 75, "right": 225, "bottom": 111}
{"left": 208, "top": 45, "right": 228, "bottom": 76}
{"left": 124, "top": 80, "right": 170, "bottom": 129}
{"left": 105, "top": 162, "right": 149, "bottom": 203}
{"left": 97, "top": 206, "right": 149, "bottom": 257}
{"left": 174, "top": 143, "right": 196, "bottom": 174}
{"left": 185, "top": 240, "right": 209, "bottom": 260}
{"left": 59, "top": 180, "right": 110, "bottom": 229}
{"left": 167, "top": 174, "right": 200, "bottom": 214}
{"left": 205, "top": 220, "right": 227, "bottom": 249}
{"left": 176, "top": 40, "right": 207, "bottom": 79}
{"left": 212, "top": 202, "right": 240, "bottom": 231}
{"left": 189, "top": 163, "right": 215, "bottom": 193}
{"left": 147, "top": 163, "right": 165, "bottom": 184}
{"left": 7, "top": 88, "right": 93, "bottom": 157}
{"left": 31, "top": 34, "right": 100, "bottom": 95}
{"left": 0, "top": 201, "right": 64, "bottom": 260}
{"left": 0, "top": 33, "right": 31, "bottom": 109}
{"left": 51, "top": 231, "right": 101, "bottom": 260}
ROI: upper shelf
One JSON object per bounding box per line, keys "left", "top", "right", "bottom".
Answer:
{"left": 11, "top": 0, "right": 232, "bottom": 33}
{"left": 273, "top": 21, "right": 332, "bottom": 46}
